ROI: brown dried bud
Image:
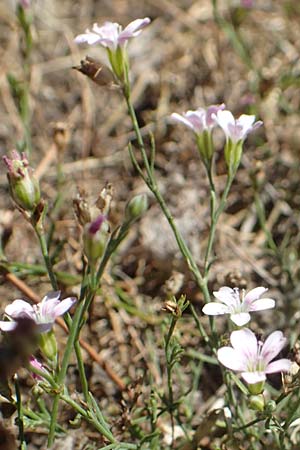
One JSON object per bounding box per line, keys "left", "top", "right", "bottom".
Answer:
{"left": 73, "top": 56, "right": 118, "bottom": 89}
{"left": 52, "top": 122, "right": 71, "bottom": 156}
{"left": 73, "top": 189, "right": 92, "bottom": 226}
{"left": 96, "top": 183, "right": 114, "bottom": 215}
{"left": 162, "top": 300, "right": 180, "bottom": 316}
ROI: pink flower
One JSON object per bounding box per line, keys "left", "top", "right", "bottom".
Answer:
{"left": 171, "top": 104, "right": 225, "bottom": 134}
{"left": 0, "top": 292, "right": 76, "bottom": 333}
{"left": 214, "top": 110, "right": 262, "bottom": 143}
{"left": 202, "top": 286, "right": 275, "bottom": 326}
{"left": 74, "top": 18, "right": 151, "bottom": 50}
{"left": 29, "top": 356, "right": 45, "bottom": 380}
{"left": 217, "top": 328, "right": 291, "bottom": 385}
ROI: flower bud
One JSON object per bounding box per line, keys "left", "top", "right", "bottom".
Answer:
{"left": 39, "top": 330, "right": 57, "bottom": 362}
{"left": 83, "top": 215, "right": 110, "bottom": 264}
{"left": 249, "top": 394, "right": 265, "bottom": 412}
{"left": 125, "top": 194, "right": 148, "bottom": 222}
{"left": 3, "top": 151, "right": 40, "bottom": 212}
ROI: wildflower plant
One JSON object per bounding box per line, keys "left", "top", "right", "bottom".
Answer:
{"left": 1, "top": 8, "right": 299, "bottom": 450}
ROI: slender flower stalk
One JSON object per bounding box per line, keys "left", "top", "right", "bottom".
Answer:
{"left": 202, "top": 286, "right": 275, "bottom": 326}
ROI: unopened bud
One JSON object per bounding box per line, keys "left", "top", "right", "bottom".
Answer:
{"left": 249, "top": 394, "right": 265, "bottom": 412}
{"left": 3, "top": 151, "right": 40, "bottom": 212}
{"left": 125, "top": 194, "right": 148, "bottom": 222}
{"left": 39, "top": 330, "right": 57, "bottom": 362}
{"left": 83, "top": 215, "right": 110, "bottom": 264}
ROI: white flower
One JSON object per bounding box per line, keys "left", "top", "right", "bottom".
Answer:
{"left": 202, "top": 286, "right": 275, "bottom": 326}
{"left": 74, "top": 18, "right": 151, "bottom": 50}
{"left": 217, "top": 328, "right": 291, "bottom": 385}
{"left": 171, "top": 104, "right": 225, "bottom": 134}
{"left": 214, "top": 110, "right": 262, "bottom": 143}
{"left": 0, "top": 291, "right": 76, "bottom": 333}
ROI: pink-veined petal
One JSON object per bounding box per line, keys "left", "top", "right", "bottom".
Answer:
{"left": 206, "top": 104, "right": 226, "bottom": 127}
{"left": 230, "top": 312, "right": 251, "bottom": 326}
{"left": 249, "top": 298, "right": 275, "bottom": 312}
{"left": 118, "top": 17, "right": 150, "bottom": 44}
{"left": 215, "top": 110, "right": 235, "bottom": 135}
{"left": 265, "top": 359, "right": 292, "bottom": 374}
{"left": 40, "top": 292, "right": 61, "bottom": 319}
{"left": 53, "top": 297, "right": 76, "bottom": 318}
{"left": 237, "top": 114, "right": 255, "bottom": 131}
{"left": 217, "top": 347, "right": 246, "bottom": 371}
{"left": 5, "top": 299, "right": 34, "bottom": 319}
{"left": 170, "top": 113, "right": 195, "bottom": 131}
{"left": 261, "top": 331, "right": 287, "bottom": 364}
{"left": 243, "top": 287, "right": 267, "bottom": 304}
{"left": 241, "top": 371, "right": 266, "bottom": 384}
{"left": 74, "top": 32, "right": 102, "bottom": 45}
{"left": 202, "top": 302, "right": 230, "bottom": 316}
{"left": 185, "top": 111, "right": 205, "bottom": 132}
{"left": 0, "top": 321, "right": 17, "bottom": 331}
{"left": 213, "top": 287, "right": 237, "bottom": 307}
{"left": 230, "top": 328, "right": 258, "bottom": 361}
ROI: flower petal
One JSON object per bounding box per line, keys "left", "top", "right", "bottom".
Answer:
{"left": 0, "top": 321, "right": 17, "bottom": 331}
{"left": 214, "top": 110, "right": 235, "bottom": 135}
{"left": 261, "top": 331, "right": 287, "bottom": 364}
{"left": 217, "top": 347, "right": 246, "bottom": 371}
{"left": 170, "top": 113, "right": 195, "bottom": 131}
{"left": 230, "top": 328, "right": 258, "bottom": 361}
{"left": 213, "top": 287, "right": 237, "bottom": 307}
{"left": 266, "top": 359, "right": 292, "bottom": 374}
{"left": 243, "top": 287, "right": 267, "bottom": 304}
{"left": 118, "top": 17, "right": 151, "bottom": 44}
{"left": 74, "top": 31, "right": 102, "bottom": 45}
{"left": 230, "top": 312, "right": 251, "bottom": 326}
{"left": 249, "top": 298, "right": 275, "bottom": 312}
{"left": 202, "top": 302, "right": 230, "bottom": 316}
{"left": 53, "top": 297, "right": 76, "bottom": 318}
{"left": 40, "top": 291, "right": 61, "bottom": 319}
{"left": 241, "top": 371, "right": 266, "bottom": 384}
{"left": 5, "top": 299, "right": 34, "bottom": 319}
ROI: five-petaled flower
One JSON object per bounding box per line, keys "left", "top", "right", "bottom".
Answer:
{"left": 213, "top": 110, "right": 262, "bottom": 144}
{"left": 217, "top": 328, "right": 291, "bottom": 392}
{"left": 202, "top": 286, "right": 275, "bottom": 326}
{"left": 74, "top": 18, "right": 151, "bottom": 50}
{"left": 0, "top": 292, "right": 76, "bottom": 333}
{"left": 75, "top": 18, "right": 151, "bottom": 80}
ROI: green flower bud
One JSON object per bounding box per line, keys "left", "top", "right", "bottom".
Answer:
{"left": 249, "top": 394, "right": 265, "bottom": 412}
{"left": 39, "top": 330, "right": 57, "bottom": 362}
{"left": 3, "top": 150, "right": 40, "bottom": 212}
{"left": 83, "top": 215, "right": 109, "bottom": 264}
{"left": 125, "top": 194, "right": 148, "bottom": 222}
{"left": 196, "top": 130, "right": 214, "bottom": 167}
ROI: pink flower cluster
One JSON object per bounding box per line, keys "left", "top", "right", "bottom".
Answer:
{"left": 171, "top": 105, "right": 262, "bottom": 144}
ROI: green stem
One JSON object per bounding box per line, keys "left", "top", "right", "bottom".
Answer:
{"left": 15, "top": 376, "right": 27, "bottom": 450}
{"left": 35, "top": 225, "right": 58, "bottom": 291}
{"left": 47, "top": 291, "right": 93, "bottom": 446}
{"left": 203, "top": 174, "right": 234, "bottom": 277}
